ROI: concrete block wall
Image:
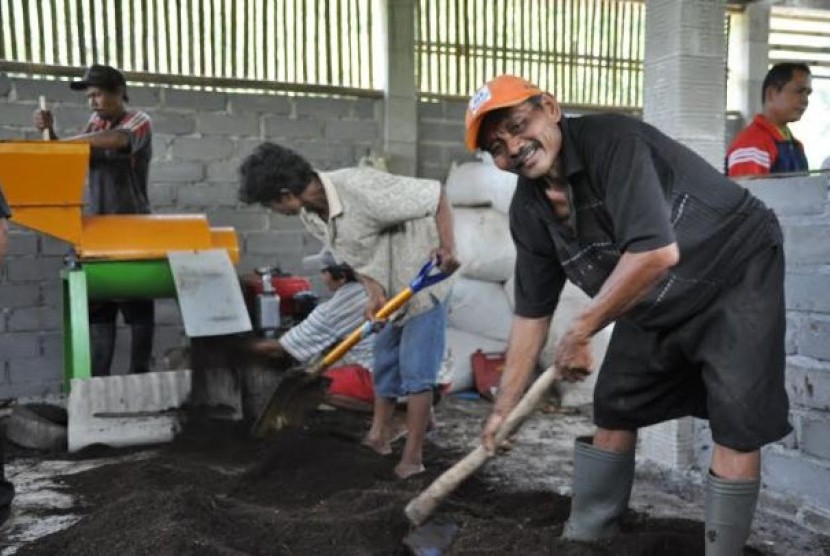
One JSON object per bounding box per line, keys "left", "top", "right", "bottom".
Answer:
{"left": 0, "top": 75, "right": 384, "bottom": 399}
{"left": 688, "top": 175, "right": 830, "bottom": 533}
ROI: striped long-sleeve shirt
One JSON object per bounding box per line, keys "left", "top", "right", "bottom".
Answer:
{"left": 279, "top": 281, "right": 373, "bottom": 369}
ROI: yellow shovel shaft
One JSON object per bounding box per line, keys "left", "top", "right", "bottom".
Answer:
{"left": 320, "top": 287, "right": 414, "bottom": 368}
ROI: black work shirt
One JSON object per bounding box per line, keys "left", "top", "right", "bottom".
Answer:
{"left": 511, "top": 114, "right": 781, "bottom": 330}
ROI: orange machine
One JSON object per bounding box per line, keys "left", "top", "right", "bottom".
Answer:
{"left": 0, "top": 141, "right": 242, "bottom": 385}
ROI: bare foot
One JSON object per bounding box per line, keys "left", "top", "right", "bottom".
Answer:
{"left": 361, "top": 435, "right": 392, "bottom": 456}
{"left": 394, "top": 461, "right": 425, "bottom": 479}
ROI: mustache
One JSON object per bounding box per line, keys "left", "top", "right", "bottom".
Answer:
{"left": 509, "top": 141, "right": 540, "bottom": 172}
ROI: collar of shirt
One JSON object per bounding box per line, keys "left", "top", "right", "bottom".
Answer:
{"left": 317, "top": 171, "right": 344, "bottom": 220}
{"left": 299, "top": 170, "right": 344, "bottom": 243}
{"left": 753, "top": 114, "right": 800, "bottom": 144}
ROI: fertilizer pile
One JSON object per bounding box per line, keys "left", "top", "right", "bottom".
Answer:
{"left": 11, "top": 407, "right": 762, "bottom": 556}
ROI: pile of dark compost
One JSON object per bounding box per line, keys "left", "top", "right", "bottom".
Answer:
{"left": 13, "top": 409, "right": 763, "bottom": 556}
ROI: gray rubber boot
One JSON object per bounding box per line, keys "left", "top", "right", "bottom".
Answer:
{"left": 129, "top": 324, "right": 154, "bottom": 374}
{"left": 704, "top": 472, "right": 760, "bottom": 556}
{"left": 562, "top": 436, "right": 635, "bottom": 541}
{"left": 89, "top": 323, "right": 116, "bottom": 377}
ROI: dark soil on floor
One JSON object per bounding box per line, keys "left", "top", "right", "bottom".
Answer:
{"left": 12, "top": 409, "right": 764, "bottom": 556}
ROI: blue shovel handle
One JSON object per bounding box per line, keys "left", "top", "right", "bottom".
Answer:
{"left": 409, "top": 258, "right": 450, "bottom": 292}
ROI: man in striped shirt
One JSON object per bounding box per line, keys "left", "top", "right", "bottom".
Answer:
{"left": 249, "top": 251, "right": 377, "bottom": 413}
{"left": 34, "top": 64, "right": 155, "bottom": 377}
{"left": 726, "top": 62, "right": 811, "bottom": 177}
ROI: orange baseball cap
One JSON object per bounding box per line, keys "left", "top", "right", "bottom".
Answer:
{"left": 464, "top": 75, "right": 543, "bottom": 151}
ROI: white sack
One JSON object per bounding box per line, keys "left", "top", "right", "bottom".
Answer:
{"left": 448, "top": 278, "right": 513, "bottom": 342}
{"left": 445, "top": 155, "right": 517, "bottom": 214}
{"left": 454, "top": 207, "right": 516, "bottom": 282}
{"left": 503, "top": 275, "right": 515, "bottom": 309}
{"left": 443, "top": 327, "right": 508, "bottom": 393}
{"left": 537, "top": 282, "right": 613, "bottom": 407}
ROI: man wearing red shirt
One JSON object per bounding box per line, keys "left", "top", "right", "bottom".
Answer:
{"left": 726, "top": 62, "right": 811, "bottom": 177}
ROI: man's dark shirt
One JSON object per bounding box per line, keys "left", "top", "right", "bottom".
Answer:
{"left": 510, "top": 114, "right": 781, "bottom": 330}
{"left": 83, "top": 110, "right": 152, "bottom": 215}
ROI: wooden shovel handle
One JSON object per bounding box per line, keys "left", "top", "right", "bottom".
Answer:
{"left": 404, "top": 366, "right": 560, "bottom": 526}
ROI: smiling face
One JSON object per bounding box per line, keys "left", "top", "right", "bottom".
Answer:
{"left": 478, "top": 95, "right": 564, "bottom": 179}
{"left": 765, "top": 69, "right": 812, "bottom": 125}
{"left": 85, "top": 86, "right": 125, "bottom": 120}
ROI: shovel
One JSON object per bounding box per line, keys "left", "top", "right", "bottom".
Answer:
{"left": 252, "top": 258, "right": 450, "bottom": 437}
{"left": 401, "top": 365, "right": 561, "bottom": 553}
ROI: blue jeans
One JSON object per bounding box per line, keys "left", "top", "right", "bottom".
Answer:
{"left": 373, "top": 302, "right": 447, "bottom": 398}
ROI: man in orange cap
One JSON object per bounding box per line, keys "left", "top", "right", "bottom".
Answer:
{"left": 470, "top": 75, "right": 790, "bottom": 555}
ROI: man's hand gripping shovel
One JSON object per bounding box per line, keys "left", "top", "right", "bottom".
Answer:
{"left": 253, "top": 258, "right": 450, "bottom": 437}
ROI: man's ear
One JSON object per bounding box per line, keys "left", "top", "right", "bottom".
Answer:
{"left": 541, "top": 93, "right": 563, "bottom": 123}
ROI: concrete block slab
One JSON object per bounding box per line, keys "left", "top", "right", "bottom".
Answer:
{"left": 786, "top": 355, "right": 830, "bottom": 411}
{"left": 741, "top": 176, "right": 826, "bottom": 216}
{"left": 164, "top": 88, "right": 227, "bottom": 111}
{"left": 762, "top": 445, "right": 830, "bottom": 509}
{"left": 151, "top": 160, "right": 204, "bottom": 183}
{"left": 800, "top": 413, "right": 830, "bottom": 460}
{"left": 784, "top": 224, "right": 830, "bottom": 265}
{"left": 798, "top": 315, "right": 830, "bottom": 361}
{"left": 171, "top": 136, "right": 235, "bottom": 161}
{"left": 228, "top": 92, "right": 291, "bottom": 115}
{"left": 196, "top": 112, "right": 260, "bottom": 136}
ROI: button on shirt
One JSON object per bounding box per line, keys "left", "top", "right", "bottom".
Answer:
{"left": 83, "top": 110, "right": 152, "bottom": 215}
{"left": 511, "top": 114, "right": 781, "bottom": 330}
{"left": 299, "top": 167, "right": 452, "bottom": 324}
{"left": 279, "top": 281, "right": 374, "bottom": 368}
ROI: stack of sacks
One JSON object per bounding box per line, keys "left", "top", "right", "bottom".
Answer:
{"left": 444, "top": 154, "right": 612, "bottom": 407}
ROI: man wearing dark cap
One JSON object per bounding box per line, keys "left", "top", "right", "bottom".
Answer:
{"left": 469, "top": 75, "right": 790, "bottom": 555}
{"left": 33, "top": 64, "right": 155, "bottom": 376}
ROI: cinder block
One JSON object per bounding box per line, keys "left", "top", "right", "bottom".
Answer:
{"left": 206, "top": 207, "right": 267, "bottom": 232}
{"left": 3, "top": 379, "right": 62, "bottom": 400}
{"left": 244, "top": 230, "right": 304, "bottom": 255}
{"left": 6, "top": 231, "right": 38, "bottom": 255}
{"left": 762, "top": 445, "right": 830, "bottom": 509}
{"left": 126, "top": 86, "right": 162, "bottom": 108}
{"left": 418, "top": 100, "right": 445, "bottom": 120}
{"left": 353, "top": 98, "right": 379, "bottom": 120}
{"left": 7, "top": 306, "right": 61, "bottom": 332}
{"left": 295, "top": 96, "right": 354, "bottom": 118}
{"left": 196, "top": 112, "right": 260, "bottom": 136}
{"left": 6, "top": 257, "right": 65, "bottom": 282}
{"left": 0, "top": 127, "right": 23, "bottom": 140}
{"left": 786, "top": 272, "right": 830, "bottom": 314}
{"left": 324, "top": 119, "right": 379, "bottom": 141}
{"left": 151, "top": 160, "right": 204, "bottom": 182}
{"left": 0, "top": 284, "right": 40, "bottom": 309}
{"left": 0, "top": 333, "right": 40, "bottom": 359}
{"left": 741, "top": 176, "right": 826, "bottom": 216}
{"left": 786, "top": 313, "right": 803, "bottom": 355}
{"left": 799, "top": 315, "right": 830, "bottom": 361}
{"left": 148, "top": 183, "right": 177, "bottom": 206}
{"left": 206, "top": 160, "right": 241, "bottom": 184}
{"left": 786, "top": 355, "right": 830, "bottom": 411}
{"left": 263, "top": 116, "right": 322, "bottom": 139}
{"left": 784, "top": 225, "right": 830, "bottom": 265}
{"left": 268, "top": 213, "right": 306, "bottom": 231}
{"left": 237, "top": 138, "right": 265, "bottom": 159}
{"left": 444, "top": 100, "right": 469, "bottom": 122}
{"left": 0, "top": 103, "right": 39, "bottom": 127}
{"left": 177, "top": 183, "right": 238, "bottom": 207}
{"left": 0, "top": 74, "right": 11, "bottom": 96}
{"left": 8, "top": 356, "right": 62, "bottom": 385}
{"left": 171, "top": 136, "right": 235, "bottom": 161}
{"left": 14, "top": 78, "right": 80, "bottom": 104}
{"left": 151, "top": 134, "right": 174, "bottom": 158}
{"left": 52, "top": 105, "right": 93, "bottom": 134}
{"left": 164, "top": 88, "right": 227, "bottom": 111}
{"left": 292, "top": 140, "right": 354, "bottom": 169}
{"left": 40, "top": 236, "right": 72, "bottom": 256}
{"left": 228, "top": 92, "right": 291, "bottom": 115}
{"left": 800, "top": 413, "right": 830, "bottom": 460}
{"left": 418, "top": 120, "right": 466, "bottom": 143}
{"left": 40, "top": 331, "right": 62, "bottom": 359}
{"left": 145, "top": 110, "right": 196, "bottom": 135}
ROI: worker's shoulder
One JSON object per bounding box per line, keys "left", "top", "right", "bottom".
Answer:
{"left": 727, "top": 116, "right": 776, "bottom": 152}
{"left": 327, "top": 166, "right": 439, "bottom": 191}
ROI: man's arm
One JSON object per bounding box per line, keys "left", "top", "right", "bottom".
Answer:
{"left": 554, "top": 243, "right": 679, "bottom": 380}
{"left": 65, "top": 129, "right": 131, "bottom": 150}
{"left": 432, "top": 188, "right": 460, "bottom": 274}
{"left": 482, "top": 315, "right": 551, "bottom": 452}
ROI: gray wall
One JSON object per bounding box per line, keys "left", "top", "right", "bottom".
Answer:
{"left": 0, "top": 75, "right": 388, "bottom": 398}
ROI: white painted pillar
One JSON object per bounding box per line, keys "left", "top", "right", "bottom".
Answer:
{"left": 640, "top": 0, "right": 727, "bottom": 470}
{"left": 382, "top": 0, "right": 418, "bottom": 176}
{"left": 728, "top": 3, "right": 770, "bottom": 120}
{"left": 643, "top": 0, "right": 728, "bottom": 169}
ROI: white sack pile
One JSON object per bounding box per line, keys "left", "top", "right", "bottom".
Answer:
{"left": 443, "top": 155, "right": 612, "bottom": 407}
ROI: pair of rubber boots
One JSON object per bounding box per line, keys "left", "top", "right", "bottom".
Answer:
{"left": 563, "top": 436, "right": 759, "bottom": 556}
{"left": 90, "top": 323, "right": 154, "bottom": 376}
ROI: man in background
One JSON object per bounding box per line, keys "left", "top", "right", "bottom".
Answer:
{"left": 726, "top": 62, "right": 812, "bottom": 176}
{"left": 248, "top": 252, "right": 377, "bottom": 413}
{"left": 33, "top": 64, "right": 155, "bottom": 376}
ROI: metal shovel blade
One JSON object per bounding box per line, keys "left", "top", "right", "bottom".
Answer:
{"left": 252, "top": 369, "right": 332, "bottom": 436}
{"left": 402, "top": 519, "right": 460, "bottom": 556}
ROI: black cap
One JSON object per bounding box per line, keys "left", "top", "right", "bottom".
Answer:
{"left": 70, "top": 64, "right": 128, "bottom": 101}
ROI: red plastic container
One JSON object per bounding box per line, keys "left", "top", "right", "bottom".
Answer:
{"left": 243, "top": 274, "right": 312, "bottom": 317}
{"left": 471, "top": 349, "right": 506, "bottom": 400}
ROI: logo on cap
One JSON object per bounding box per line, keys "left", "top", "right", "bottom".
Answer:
{"left": 468, "top": 85, "right": 492, "bottom": 115}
